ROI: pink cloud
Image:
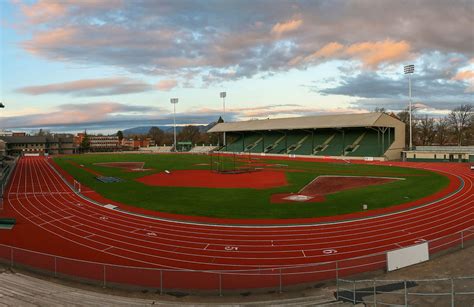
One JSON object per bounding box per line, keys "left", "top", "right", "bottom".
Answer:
{"left": 271, "top": 19, "right": 303, "bottom": 36}
{"left": 16, "top": 78, "right": 152, "bottom": 96}
{"left": 156, "top": 79, "right": 178, "bottom": 91}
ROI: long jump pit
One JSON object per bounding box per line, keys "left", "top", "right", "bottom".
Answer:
{"left": 271, "top": 175, "right": 402, "bottom": 203}
{"left": 136, "top": 169, "right": 287, "bottom": 189}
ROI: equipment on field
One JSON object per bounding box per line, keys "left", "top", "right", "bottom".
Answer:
{"left": 209, "top": 150, "right": 257, "bottom": 174}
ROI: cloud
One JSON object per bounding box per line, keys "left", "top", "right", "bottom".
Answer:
{"left": 271, "top": 19, "right": 303, "bottom": 36}
{"left": 16, "top": 78, "right": 153, "bottom": 97}
{"left": 302, "top": 40, "right": 412, "bottom": 69}
{"left": 12, "top": 1, "right": 473, "bottom": 82}
{"left": 316, "top": 53, "right": 473, "bottom": 111}
{"left": 452, "top": 70, "right": 474, "bottom": 81}
{"left": 0, "top": 102, "right": 165, "bottom": 129}
{"left": 156, "top": 79, "right": 178, "bottom": 91}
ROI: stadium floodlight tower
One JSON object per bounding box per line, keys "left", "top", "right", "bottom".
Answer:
{"left": 220, "top": 92, "right": 227, "bottom": 146}
{"left": 404, "top": 64, "right": 415, "bottom": 150}
{"left": 170, "top": 98, "right": 178, "bottom": 152}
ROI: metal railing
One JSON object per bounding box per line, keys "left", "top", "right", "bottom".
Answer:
{"left": 0, "top": 227, "right": 472, "bottom": 294}
{"left": 337, "top": 276, "right": 474, "bottom": 306}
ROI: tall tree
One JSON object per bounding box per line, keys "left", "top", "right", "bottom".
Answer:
{"left": 435, "top": 117, "right": 450, "bottom": 145}
{"left": 148, "top": 127, "right": 165, "bottom": 145}
{"left": 116, "top": 130, "right": 124, "bottom": 141}
{"left": 448, "top": 104, "right": 473, "bottom": 146}
{"left": 418, "top": 115, "right": 436, "bottom": 145}
{"left": 178, "top": 125, "right": 201, "bottom": 144}
{"left": 80, "top": 132, "right": 90, "bottom": 152}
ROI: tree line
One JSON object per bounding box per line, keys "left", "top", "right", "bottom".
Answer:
{"left": 377, "top": 104, "right": 473, "bottom": 147}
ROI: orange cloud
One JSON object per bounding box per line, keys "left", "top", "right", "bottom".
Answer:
{"left": 345, "top": 40, "right": 411, "bottom": 68}
{"left": 156, "top": 79, "right": 178, "bottom": 91}
{"left": 453, "top": 70, "right": 474, "bottom": 93}
{"left": 302, "top": 39, "right": 412, "bottom": 69}
{"left": 271, "top": 19, "right": 303, "bottom": 36}
{"left": 452, "top": 70, "right": 474, "bottom": 81}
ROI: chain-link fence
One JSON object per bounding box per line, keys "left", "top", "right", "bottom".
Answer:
{"left": 0, "top": 227, "right": 472, "bottom": 294}
{"left": 337, "top": 276, "right": 474, "bottom": 306}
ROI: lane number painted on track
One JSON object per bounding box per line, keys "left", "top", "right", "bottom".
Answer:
{"left": 99, "top": 216, "right": 108, "bottom": 220}
{"left": 323, "top": 249, "right": 338, "bottom": 254}
{"left": 146, "top": 232, "right": 157, "bottom": 237}
{"left": 225, "top": 246, "right": 239, "bottom": 251}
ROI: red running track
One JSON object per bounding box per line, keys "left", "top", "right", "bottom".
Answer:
{"left": 0, "top": 156, "right": 473, "bottom": 291}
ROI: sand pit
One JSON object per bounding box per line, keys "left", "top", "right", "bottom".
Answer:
{"left": 136, "top": 169, "right": 287, "bottom": 189}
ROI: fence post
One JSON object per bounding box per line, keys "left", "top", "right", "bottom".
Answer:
{"left": 279, "top": 268, "right": 282, "bottom": 294}
{"left": 160, "top": 270, "right": 163, "bottom": 295}
{"left": 353, "top": 280, "right": 356, "bottom": 304}
{"left": 451, "top": 278, "right": 455, "bottom": 307}
{"left": 102, "top": 265, "right": 106, "bottom": 288}
{"left": 404, "top": 280, "right": 408, "bottom": 306}
{"left": 336, "top": 261, "right": 339, "bottom": 300}
{"left": 373, "top": 279, "right": 377, "bottom": 306}
{"left": 219, "top": 273, "right": 222, "bottom": 296}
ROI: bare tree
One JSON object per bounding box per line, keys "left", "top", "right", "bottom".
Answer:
{"left": 418, "top": 115, "right": 436, "bottom": 145}
{"left": 435, "top": 117, "right": 450, "bottom": 145}
{"left": 448, "top": 104, "right": 473, "bottom": 146}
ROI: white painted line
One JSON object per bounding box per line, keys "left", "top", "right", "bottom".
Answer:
{"left": 204, "top": 243, "right": 210, "bottom": 250}
{"left": 301, "top": 250, "right": 306, "bottom": 257}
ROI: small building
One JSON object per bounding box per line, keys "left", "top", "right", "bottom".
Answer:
{"left": 0, "top": 136, "right": 74, "bottom": 156}
{"left": 403, "top": 146, "right": 474, "bottom": 163}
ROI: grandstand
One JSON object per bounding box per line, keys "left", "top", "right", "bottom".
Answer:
{"left": 208, "top": 113, "right": 405, "bottom": 160}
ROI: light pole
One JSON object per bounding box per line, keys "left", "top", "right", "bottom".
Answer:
{"left": 220, "top": 92, "right": 226, "bottom": 146}
{"left": 404, "top": 64, "right": 414, "bottom": 150}
{"left": 170, "top": 98, "right": 178, "bottom": 152}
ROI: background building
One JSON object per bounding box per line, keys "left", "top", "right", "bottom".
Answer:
{"left": 0, "top": 136, "right": 74, "bottom": 156}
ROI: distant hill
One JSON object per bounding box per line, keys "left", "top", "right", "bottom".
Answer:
{"left": 123, "top": 123, "right": 215, "bottom": 136}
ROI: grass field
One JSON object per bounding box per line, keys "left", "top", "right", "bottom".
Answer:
{"left": 53, "top": 154, "right": 450, "bottom": 219}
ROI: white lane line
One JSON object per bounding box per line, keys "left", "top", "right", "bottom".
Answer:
{"left": 204, "top": 243, "right": 210, "bottom": 250}
{"left": 301, "top": 250, "right": 306, "bottom": 257}
{"left": 84, "top": 234, "right": 95, "bottom": 238}
{"left": 102, "top": 246, "right": 114, "bottom": 252}
{"left": 39, "top": 216, "right": 73, "bottom": 226}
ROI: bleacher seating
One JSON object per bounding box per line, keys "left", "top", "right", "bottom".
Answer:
{"left": 220, "top": 128, "right": 394, "bottom": 158}
{"left": 189, "top": 145, "right": 218, "bottom": 153}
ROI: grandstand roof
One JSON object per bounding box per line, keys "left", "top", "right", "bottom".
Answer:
{"left": 208, "top": 113, "right": 404, "bottom": 133}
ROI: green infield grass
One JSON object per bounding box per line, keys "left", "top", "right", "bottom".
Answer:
{"left": 53, "top": 154, "right": 450, "bottom": 219}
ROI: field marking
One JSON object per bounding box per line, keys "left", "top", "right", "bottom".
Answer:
{"left": 204, "top": 243, "right": 210, "bottom": 250}
{"left": 301, "top": 250, "right": 306, "bottom": 257}
{"left": 39, "top": 216, "right": 73, "bottom": 226}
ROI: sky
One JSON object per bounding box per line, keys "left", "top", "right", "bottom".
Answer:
{"left": 0, "top": 0, "right": 473, "bottom": 134}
